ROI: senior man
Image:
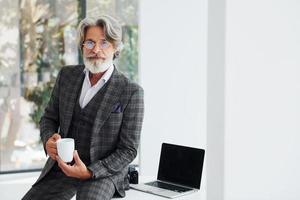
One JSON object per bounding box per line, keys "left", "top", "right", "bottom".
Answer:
{"left": 22, "top": 15, "right": 144, "bottom": 200}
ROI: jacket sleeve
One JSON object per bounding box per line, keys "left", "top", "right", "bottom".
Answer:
{"left": 39, "top": 69, "right": 63, "bottom": 154}
{"left": 87, "top": 87, "right": 144, "bottom": 179}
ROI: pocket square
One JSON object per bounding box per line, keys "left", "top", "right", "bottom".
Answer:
{"left": 112, "top": 103, "right": 122, "bottom": 113}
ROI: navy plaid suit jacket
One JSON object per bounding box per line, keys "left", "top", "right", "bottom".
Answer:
{"left": 35, "top": 65, "right": 144, "bottom": 197}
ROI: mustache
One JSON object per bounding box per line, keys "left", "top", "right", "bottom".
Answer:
{"left": 85, "top": 54, "right": 106, "bottom": 59}
{"left": 86, "top": 56, "right": 102, "bottom": 59}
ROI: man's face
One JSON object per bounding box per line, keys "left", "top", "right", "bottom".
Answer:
{"left": 82, "top": 26, "right": 115, "bottom": 73}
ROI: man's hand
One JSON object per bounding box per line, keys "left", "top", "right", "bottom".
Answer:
{"left": 56, "top": 150, "right": 92, "bottom": 180}
{"left": 45, "top": 133, "right": 61, "bottom": 160}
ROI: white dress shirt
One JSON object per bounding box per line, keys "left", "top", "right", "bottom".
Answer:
{"left": 79, "top": 65, "right": 114, "bottom": 108}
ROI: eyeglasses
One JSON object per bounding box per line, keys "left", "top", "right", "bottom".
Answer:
{"left": 82, "top": 39, "right": 111, "bottom": 50}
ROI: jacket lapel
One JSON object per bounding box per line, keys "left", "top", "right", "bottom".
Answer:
{"left": 62, "top": 66, "right": 85, "bottom": 137}
{"left": 91, "top": 68, "right": 126, "bottom": 142}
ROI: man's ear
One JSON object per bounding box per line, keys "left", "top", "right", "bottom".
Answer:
{"left": 113, "top": 50, "right": 120, "bottom": 60}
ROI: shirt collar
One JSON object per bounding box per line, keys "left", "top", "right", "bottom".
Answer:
{"left": 83, "top": 65, "right": 114, "bottom": 84}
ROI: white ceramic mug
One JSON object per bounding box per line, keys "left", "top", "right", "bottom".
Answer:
{"left": 56, "top": 138, "right": 74, "bottom": 162}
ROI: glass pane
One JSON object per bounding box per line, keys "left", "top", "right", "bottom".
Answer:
{"left": 0, "top": 0, "right": 139, "bottom": 173}
{"left": 0, "top": 0, "right": 79, "bottom": 172}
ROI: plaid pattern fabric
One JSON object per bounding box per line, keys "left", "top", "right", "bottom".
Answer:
{"left": 22, "top": 170, "right": 115, "bottom": 200}
{"left": 76, "top": 176, "right": 115, "bottom": 200}
{"left": 68, "top": 84, "right": 109, "bottom": 166}
{"left": 31, "top": 65, "right": 144, "bottom": 198}
{"left": 22, "top": 170, "right": 78, "bottom": 200}
{"left": 52, "top": 83, "right": 109, "bottom": 172}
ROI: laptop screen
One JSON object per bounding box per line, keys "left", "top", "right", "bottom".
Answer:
{"left": 157, "top": 143, "right": 205, "bottom": 189}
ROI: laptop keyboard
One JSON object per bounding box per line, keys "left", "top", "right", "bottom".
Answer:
{"left": 145, "top": 181, "right": 192, "bottom": 193}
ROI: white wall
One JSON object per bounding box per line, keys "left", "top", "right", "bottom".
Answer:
{"left": 207, "top": 0, "right": 225, "bottom": 199}
{"left": 139, "top": 0, "right": 207, "bottom": 197}
{"left": 225, "top": 0, "right": 300, "bottom": 199}
{"left": 138, "top": 0, "right": 300, "bottom": 199}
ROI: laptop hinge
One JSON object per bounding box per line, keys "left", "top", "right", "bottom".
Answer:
{"left": 157, "top": 179, "right": 197, "bottom": 190}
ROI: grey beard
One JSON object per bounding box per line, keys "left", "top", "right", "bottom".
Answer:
{"left": 83, "top": 57, "right": 113, "bottom": 73}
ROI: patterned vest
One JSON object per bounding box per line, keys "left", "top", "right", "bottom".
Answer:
{"left": 53, "top": 80, "right": 109, "bottom": 171}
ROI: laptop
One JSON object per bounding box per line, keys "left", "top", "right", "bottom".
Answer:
{"left": 130, "top": 143, "right": 205, "bottom": 198}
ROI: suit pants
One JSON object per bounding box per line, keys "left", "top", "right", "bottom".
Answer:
{"left": 22, "top": 169, "right": 116, "bottom": 200}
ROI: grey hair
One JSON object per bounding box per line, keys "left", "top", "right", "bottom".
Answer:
{"left": 77, "top": 15, "right": 123, "bottom": 59}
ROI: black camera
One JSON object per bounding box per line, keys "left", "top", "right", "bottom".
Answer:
{"left": 127, "top": 164, "right": 139, "bottom": 184}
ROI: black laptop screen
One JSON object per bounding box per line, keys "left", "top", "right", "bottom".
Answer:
{"left": 157, "top": 143, "right": 205, "bottom": 189}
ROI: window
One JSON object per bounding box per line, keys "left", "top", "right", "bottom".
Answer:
{"left": 0, "top": 0, "right": 138, "bottom": 173}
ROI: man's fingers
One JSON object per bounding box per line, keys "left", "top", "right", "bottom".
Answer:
{"left": 47, "top": 142, "right": 57, "bottom": 148}
{"left": 47, "top": 148, "right": 57, "bottom": 155}
{"left": 56, "top": 156, "right": 65, "bottom": 168}
{"left": 45, "top": 133, "right": 61, "bottom": 161}
{"left": 52, "top": 133, "right": 61, "bottom": 141}
{"left": 57, "top": 157, "right": 69, "bottom": 175}
{"left": 49, "top": 153, "right": 56, "bottom": 160}
{"left": 48, "top": 151, "right": 57, "bottom": 157}
{"left": 46, "top": 134, "right": 59, "bottom": 148}
{"left": 47, "top": 145, "right": 57, "bottom": 150}
{"left": 73, "top": 150, "right": 83, "bottom": 165}
{"left": 56, "top": 156, "right": 73, "bottom": 176}
{"left": 46, "top": 146, "right": 58, "bottom": 160}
